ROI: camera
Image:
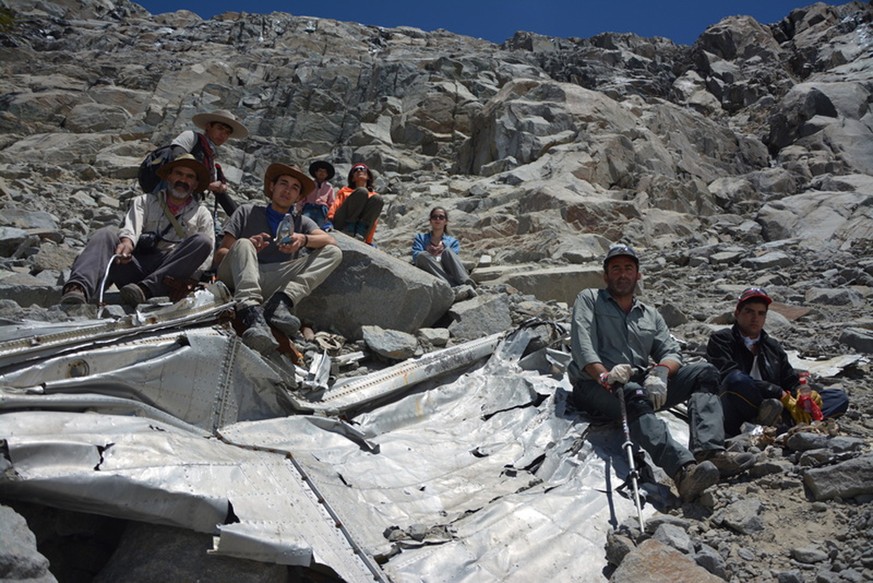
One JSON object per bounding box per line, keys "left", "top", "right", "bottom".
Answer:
{"left": 136, "top": 231, "right": 159, "bottom": 253}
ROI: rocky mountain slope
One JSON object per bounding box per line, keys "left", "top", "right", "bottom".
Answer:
{"left": 0, "top": 1, "right": 872, "bottom": 581}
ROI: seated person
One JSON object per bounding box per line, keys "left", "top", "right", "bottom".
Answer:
{"left": 570, "top": 245, "right": 754, "bottom": 501}
{"left": 214, "top": 162, "right": 342, "bottom": 354}
{"left": 296, "top": 160, "right": 336, "bottom": 227}
{"left": 411, "top": 207, "right": 474, "bottom": 288}
{"left": 171, "top": 108, "right": 248, "bottom": 217}
{"left": 325, "top": 163, "right": 383, "bottom": 244}
{"left": 61, "top": 154, "right": 214, "bottom": 307}
{"left": 706, "top": 287, "right": 849, "bottom": 435}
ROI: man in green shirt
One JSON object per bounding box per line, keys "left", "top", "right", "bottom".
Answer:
{"left": 569, "top": 244, "right": 754, "bottom": 501}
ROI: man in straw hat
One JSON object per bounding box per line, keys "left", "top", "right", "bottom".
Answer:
{"left": 61, "top": 154, "right": 215, "bottom": 307}
{"left": 171, "top": 108, "right": 249, "bottom": 217}
{"left": 214, "top": 162, "right": 342, "bottom": 354}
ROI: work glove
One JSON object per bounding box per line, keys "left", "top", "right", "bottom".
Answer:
{"left": 644, "top": 365, "right": 670, "bottom": 410}
{"left": 781, "top": 390, "right": 824, "bottom": 424}
{"left": 598, "top": 364, "right": 633, "bottom": 388}
{"left": 321, "top": 221, "right": 333, "bottom": 232}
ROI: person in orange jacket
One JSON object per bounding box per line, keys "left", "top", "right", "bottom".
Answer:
{"left": 324, "top": 163, "right": 383, "bottom": 244}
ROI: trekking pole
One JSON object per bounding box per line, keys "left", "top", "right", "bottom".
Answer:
{"left": 615, "top": 382, "right": 645, "bottom": 531}
{"left": 97, "top": 254, "right": 123, "bottom": 317}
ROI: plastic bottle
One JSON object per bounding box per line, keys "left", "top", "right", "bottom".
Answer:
{"left": 796, "top": 373, "right": 823, "bottom": 421}
{"left": 276, "top": 213, "right": 294, "bottom": 245}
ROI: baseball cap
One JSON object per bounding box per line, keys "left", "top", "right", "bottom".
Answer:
{"left": 603, "top": 244, "right": 639, "bottom": 269}
{"left": 737, "top": 287, "right": 772, "bottom": 307}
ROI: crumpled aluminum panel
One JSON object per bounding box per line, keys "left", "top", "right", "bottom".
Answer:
{"left": 0, "top": 410, "right": 382, "bottom": 583}
{"left": 218, "top": 341, "right": 689, "bottom": 582}
{"left": 0, "top": 328, "right": 293, "bottom": 432}
{"left": 0, "top": 316, "right": 691, "bottom": 581}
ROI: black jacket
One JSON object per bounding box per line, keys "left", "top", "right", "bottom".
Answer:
{"left": 706, "top": 325, "right": 800, "bottom": 397}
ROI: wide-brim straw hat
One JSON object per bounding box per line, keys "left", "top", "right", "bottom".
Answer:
{"left": 263, "top": 163, "right": 316, "bottom": 199}
{"left": 192, "top": 109, "right": 248, "bottom": 139}
{"left": 308, "top": 160, "right": 336, "bottom": 180}
{"left": 156, "top": 153, "right": 210, "bottom": 193}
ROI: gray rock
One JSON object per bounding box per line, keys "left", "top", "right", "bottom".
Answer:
{"left": 610, "top": 538, "right": 724, "bottom": 583}
{"left": 296, "top": 235, "right": 453, "bottom": 340}
{"left": 803, "top": 454, "right": 873, "bottom": 501}
{"left": 839, "top": 327, "right": 873, "bottom": 353}
{"left": 93, "top": 522, "right": 286, "bottom": 583}
{"left": 805, "top": 287, "right": 864, "bottom": 307}
{"left": 652, "top": 523, "right": 693, "bottom": 555}
{"left": 790, "top": 546, "right": 829, "bottom": 564}
{"left": 693, "top": 543, "right": 728, "bottom": 580}
{"left": 740, "top": 251, "right": 793, "bottom": 270}
{"left": 714, "top": 498, "right": 765, "bottom": 534}
{"left": 417, "top": 327, "right": 450, "bottom": 347}
{"left": 0, "top": 504, "right": 55, "bottom": 582}
{"left": 658, "top": 303, "right": 688, "bottom": 327}
{"left": 361, "top": 325, "right": 419, "bottom": 361}
{"left": 447, "top": 293, "right": 513, "bottom": 340}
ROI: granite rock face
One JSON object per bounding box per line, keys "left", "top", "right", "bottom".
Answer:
{"left": 0, "top": 1, "right": 872, "bottom": 582}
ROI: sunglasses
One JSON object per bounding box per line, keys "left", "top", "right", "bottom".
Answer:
{"left": 739, "top": 286, "right": 768, "bottom": 297}
{"left": 430, "top": 215, "right": 447, "bottom": 220}
{"left": 352, "top": 166, "right": 368, "bottom": 173}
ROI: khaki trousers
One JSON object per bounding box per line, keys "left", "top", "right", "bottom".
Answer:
{"left": 217, "top": 239, "right": 342, "bottom": 308}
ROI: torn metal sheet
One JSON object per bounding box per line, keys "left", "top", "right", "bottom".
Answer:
{"left": 786, "top": 350, "right": 864, "bottom": 378}
{"left": 285, "top": 332, "right": 504, "bottom": 415}
{"left": 0, "top": 411, "right": 382, "bottom": 583}
{"left": 0, "top": 328, "right": 294, "bottom": 432}
{"left": 218, "top": 333, "right": 685, "bottom": 581}
{"left": 0, "top": 318, "right": 691, "bottom": 581}
{"left": 0, "top": 284, "right": 234, "bottom": 370}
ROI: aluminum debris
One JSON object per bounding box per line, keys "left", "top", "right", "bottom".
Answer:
{"left": 0, "top": 306, "right": 681, "bottom": 581}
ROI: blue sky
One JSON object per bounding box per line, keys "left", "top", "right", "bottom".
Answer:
{"left": 135, "top": 1, "right": 847, "bottom": 45}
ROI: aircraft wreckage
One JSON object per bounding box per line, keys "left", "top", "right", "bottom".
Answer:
{"left": 1, "top": 285, "right": 708, "bottom": 582}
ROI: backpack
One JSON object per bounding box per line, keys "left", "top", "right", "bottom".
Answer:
{"left": 137, "top": 143, "right": 186, "bottom": 194}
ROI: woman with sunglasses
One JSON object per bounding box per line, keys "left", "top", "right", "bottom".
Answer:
{"left": 325, "top": 163, "right": 383, "bottom": 244}
{"left": 411, "top": 207, "right": 475, "bottom": 290}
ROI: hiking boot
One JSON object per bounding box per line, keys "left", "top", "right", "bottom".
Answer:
{"left": 120, "top": 283, "right": 149, "bottom": 307}
{"left": 237, "top": 304, "right": 279, "bottom": 354}
{"left": 755, "top": 398, "right": 784, "bottom": 427}
{"left": 264, "top": 292, "right": 301, "bottom": 339}
{"left": 695, "top": 450, "right": 756, "bottom": 478}
{"left": 61, "top": 283, "right": 87, "bottom": 305}
{"left": 674, "top": 461, "right": 719, "bottom": 502}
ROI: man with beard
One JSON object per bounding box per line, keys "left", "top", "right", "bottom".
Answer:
{"left": 214, "top": 162, "right": 342, "bottom": 353}
{"left": 568, "top": 244, "right": 755, "bottom": 501}
{"left": 61, "top": 154, "right": 214, "bottom": 307}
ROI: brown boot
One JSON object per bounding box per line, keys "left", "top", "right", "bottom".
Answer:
{"left": 695, "top": 450, "right": 756, "bottom": 478}
{"left": 674, "top": 461, "right": 719, "bottom": 501}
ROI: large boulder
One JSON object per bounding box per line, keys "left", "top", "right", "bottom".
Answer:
{"left": 295, "top": 234, "right": 453, "bottom": 339}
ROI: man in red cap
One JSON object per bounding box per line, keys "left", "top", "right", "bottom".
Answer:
{"left": 706, "top": 287, "right": 849, "bottom": 435}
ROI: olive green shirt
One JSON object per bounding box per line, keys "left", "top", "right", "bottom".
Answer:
{"left": 568, "top": 288, "right": 681, "bottom": 383}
